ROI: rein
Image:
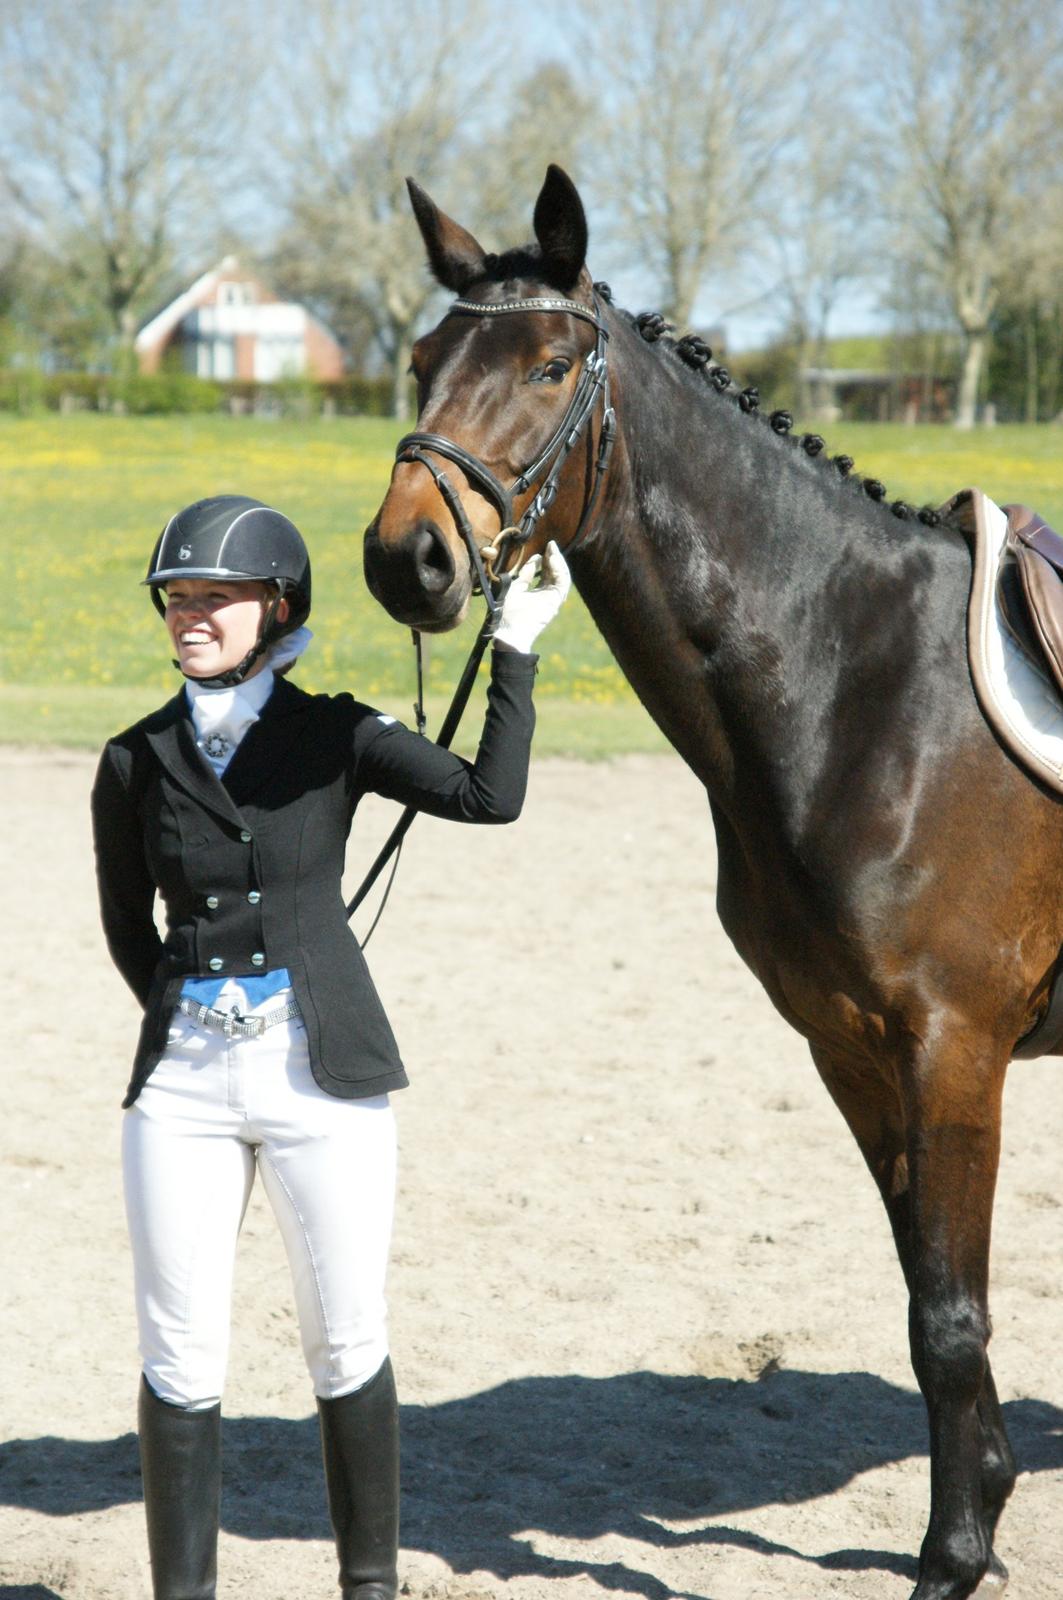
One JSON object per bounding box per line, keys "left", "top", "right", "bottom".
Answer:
{"left": 345, "top": 607, "right": 497, "bottom": 943}
{"left": 346, "top": 292, "right": 615, "bottom": 943}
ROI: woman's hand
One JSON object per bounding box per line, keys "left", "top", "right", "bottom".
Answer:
{"left": 492, "top": 541, "right": 572, "bottom": 654}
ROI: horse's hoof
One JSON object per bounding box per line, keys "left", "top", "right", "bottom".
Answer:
{"left": 912, "top": 1553, "right": 1008, "bottom": 1599}
{"left": 972, "top": 1554, "right": 1008, "bottom": 1595}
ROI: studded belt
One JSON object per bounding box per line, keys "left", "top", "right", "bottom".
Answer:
{"left": 176, "top": 996, "right": 302, "bottom": 1039}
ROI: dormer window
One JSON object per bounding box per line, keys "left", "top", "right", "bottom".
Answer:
{"left": 218, "top": 281, "right": 256, "bottom": 307}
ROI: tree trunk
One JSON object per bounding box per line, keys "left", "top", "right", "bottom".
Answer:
{"left": 793, "top": 330, "right": 814, "bottom": 419}
{"left": 1045, "top": 305, "right": 1062, "bottom": 421}
{"left": 1024, "top": 310, "right": 1039, "bottom": 424}
{"left": 391, "top": 332, "right": 412, "bottom": 421}
{"left": 118, "top": 304, "right": 138, "bottom": 345}
{"left": 114, "top": 304, "right": 140, "bottom": 381}
{"left": 954, "top": 328, "right": 987, "bottom": 429}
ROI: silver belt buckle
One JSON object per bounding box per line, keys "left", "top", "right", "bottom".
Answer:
{"left": 245, "top": 1015, "right": 265, "bottom": 1038}
{"left": 223, "top": 1006, "right": 241, "bottom": 1039}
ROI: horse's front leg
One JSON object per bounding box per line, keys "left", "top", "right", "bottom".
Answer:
{"left": 972, "top": 1366, "right": 1015, "bottom": 1589}
{"left": 902, "top": 1033, "right": 1011, "bottom": 1600}
{"left": 811, "top": 1035, "right": 1014, "bottom": 1600}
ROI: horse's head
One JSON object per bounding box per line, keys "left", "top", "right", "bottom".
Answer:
{"left": 364, "top": 165, "right": 612, "bottom": 632}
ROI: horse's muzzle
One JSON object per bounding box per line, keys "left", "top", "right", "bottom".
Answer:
{"left": 363, "top": 518, "right": 471, "bottom": 630}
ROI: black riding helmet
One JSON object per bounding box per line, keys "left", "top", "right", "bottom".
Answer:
{"left": 144, "top": 495, "right": 311, "bottom": 688}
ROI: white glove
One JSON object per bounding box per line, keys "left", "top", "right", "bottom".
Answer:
{"left": 492, "top": 541, "right": 572, "bottom": 654}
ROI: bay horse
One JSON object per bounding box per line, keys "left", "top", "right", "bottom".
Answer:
{"left": 362, "top": 166, "right": 1063, "bottom": 1600}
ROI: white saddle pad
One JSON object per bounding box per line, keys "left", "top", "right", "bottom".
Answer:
{"left": 967, "top": 490, "right": 1063, "bottom": 791}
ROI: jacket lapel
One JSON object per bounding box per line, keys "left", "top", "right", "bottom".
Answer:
{"left": 143, "top": 691, "right": 248, "bottom": 829}
{"left": 222, "top": 676, "right": 314, "bottom": 805}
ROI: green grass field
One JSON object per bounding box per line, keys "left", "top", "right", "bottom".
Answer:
{"left": 5, "top": 412, "right": 1062, "bottom": 755}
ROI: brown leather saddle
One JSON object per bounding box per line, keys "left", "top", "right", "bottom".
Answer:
{"left": 997, "top": 503, "right": 1063, "bottom": 691}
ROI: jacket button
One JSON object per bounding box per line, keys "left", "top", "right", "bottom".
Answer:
{"left": 206, "top": 896, "right": 219, "bottom": 910}
{"left": 240, "top": 829, "right": 253, "bottom": 843}
{"left": 247, "top": 890, "right": 261, "bottom": 904}
{"left": 208, "top": 957, "right": 224, "bottom": 971}
{"left": 250, "top": 952, "right": 265, "bottom": 967}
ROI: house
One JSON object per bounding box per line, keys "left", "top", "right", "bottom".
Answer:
{"left": 135, "top": 257, "right": 346, "bottom": 382}
{"left": 800, "top": 366, "right": 955, "bottom": 424}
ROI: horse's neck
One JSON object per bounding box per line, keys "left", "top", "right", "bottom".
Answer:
{"left": 573, "top": 473, "right": 740, "bottom": 792}
{"left": 572, "top": 320, "right": 941, "bottom": 812}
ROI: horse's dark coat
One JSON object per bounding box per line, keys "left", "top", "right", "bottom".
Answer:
{"left": 363, "top": 168, "right": 1063, "bottom": 1600}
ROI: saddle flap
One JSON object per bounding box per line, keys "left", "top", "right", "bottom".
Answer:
{"left": 1015, "top": 542, "right": 1063, "bottom": 698}
{"left": 997, "top": 560, "right": 1042, "bottom": 661}
{"left": 1005, "top": 502, "right": 1063, "bottom": 571}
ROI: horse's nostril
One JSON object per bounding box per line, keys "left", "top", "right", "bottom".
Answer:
{"left": 362, "top": 517, "right": 465, "bottom": 621}
{"left": 413, "top": 521, "right": 455, "bottom": 594}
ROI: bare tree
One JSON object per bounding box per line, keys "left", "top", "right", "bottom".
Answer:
{"left": 470, "top": 62, "right": 593, "bottom": 245}
{"left": 766, "top": 112, "right": 878, "bottom": 418}
{"left": 270, "top": 0, "right": 501, "bottom": 419}
{"left": 879, "top": 245, "right": 959, "bottom": 422}
{"left": 0, "top": 203, "right": 26, "bottom": 318}
{"left": 577, "top": 0, "right": 809, "bottom": 327}
{"left": 877, "top": 0, "right": 1063, "bottom": 427}
{"left": 992, "top": 199, "right": 1063, "bottom": 422}
{"left": 0, "top": 0, "right": 256, "bottom": 354}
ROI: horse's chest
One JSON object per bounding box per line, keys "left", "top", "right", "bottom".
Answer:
{"left": 715, "top": 912, "right": 890, "bottom": 1071}
{"left": 711, "top": 824, "right": 903, "bottom": 1044}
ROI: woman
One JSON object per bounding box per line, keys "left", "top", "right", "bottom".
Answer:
{"left": 91, "top": 494, "right": 569, "bottom": 1600}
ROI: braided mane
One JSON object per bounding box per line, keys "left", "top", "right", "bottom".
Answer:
{"left": 595, "top": 283, "right": 949, "bottom": 530}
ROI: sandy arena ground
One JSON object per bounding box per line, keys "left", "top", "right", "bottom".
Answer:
{"left": 2, "top": 744, "right": 1061, "bottom": 1600}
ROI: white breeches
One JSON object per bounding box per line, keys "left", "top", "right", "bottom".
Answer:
{"left": 122, "top": 986, "right": 396, "bottom": 1410}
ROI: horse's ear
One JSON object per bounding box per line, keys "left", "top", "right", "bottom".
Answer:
{"left": 406, "top": 178, "right": 486, "bottom": 293}
{"left": 532, "top": 164, "right": 588, "bottom": 292}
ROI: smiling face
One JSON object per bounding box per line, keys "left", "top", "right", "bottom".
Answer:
{"left": 164, "top": 578, "right": 288, "bottom": 680}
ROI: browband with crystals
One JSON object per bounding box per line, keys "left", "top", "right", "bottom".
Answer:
{"left": 449, "top": 296, "right": 608, "bottom": 334}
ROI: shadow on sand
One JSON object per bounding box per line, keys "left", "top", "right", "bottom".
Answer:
{"left": 3, "top": 1369, "right": 1061, "bottom": 1598}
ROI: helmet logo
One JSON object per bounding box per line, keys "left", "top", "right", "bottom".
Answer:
{"left": 178, "top": 545, "right": 192, "bottom": 560}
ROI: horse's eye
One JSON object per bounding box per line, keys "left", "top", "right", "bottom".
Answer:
{"left": 532, "top": 358, "right": 572, "bottom": 384}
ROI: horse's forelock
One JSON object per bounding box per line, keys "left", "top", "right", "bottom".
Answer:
{"left": 473, "top": 245, "right": 552, "bottom": 286}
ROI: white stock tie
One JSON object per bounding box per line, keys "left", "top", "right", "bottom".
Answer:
{"left": 187, "top": 679, "right": 270, "bottom": 773}
{"left": 184, "top": 628, "right": 312, "bottom": 773}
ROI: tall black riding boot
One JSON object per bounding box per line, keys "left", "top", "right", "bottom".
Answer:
{"left": 138, "top": 1375, "right": 222, "bottom": 1600}
{"left": 317, "top": 1358, "right": 400, "bottom": 1600}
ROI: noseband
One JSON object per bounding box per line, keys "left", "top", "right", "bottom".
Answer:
{"left": 395, "top": 293, "right": 616, "bottom": 620}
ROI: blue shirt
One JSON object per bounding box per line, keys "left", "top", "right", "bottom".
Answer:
{"left": 183, "top": 969, "right": 293, "bottom": 1007}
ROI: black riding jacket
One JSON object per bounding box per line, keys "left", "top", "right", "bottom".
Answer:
{"left": 91, "top": 651, "right": 536, "bottom": 1106}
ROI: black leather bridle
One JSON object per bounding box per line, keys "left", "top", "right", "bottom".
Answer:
{"left": 347, "top": 292, "right": 616, "bottom": 938}
{"left": 395, "top": 292, "right": 616, "bottom": 621}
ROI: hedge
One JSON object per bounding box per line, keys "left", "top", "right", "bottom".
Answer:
{"left": 0, "top": 369, "right": 396, "bottom": 417}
